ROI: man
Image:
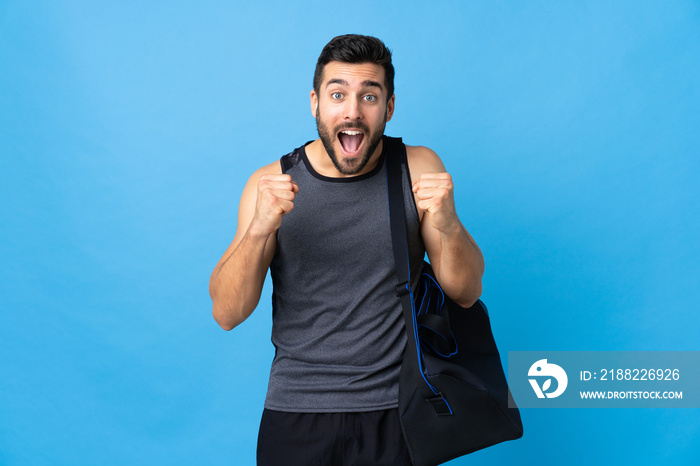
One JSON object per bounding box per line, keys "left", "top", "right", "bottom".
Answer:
{"left": 209, "top": 34, "right": 484, "bottom": 465}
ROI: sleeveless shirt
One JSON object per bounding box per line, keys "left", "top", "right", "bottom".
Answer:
{"left": 264, "top": 136, "right": 424, "bottom": 412}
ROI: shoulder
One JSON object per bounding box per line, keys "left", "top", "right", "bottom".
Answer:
{"left": 244, "top": 159, "right": 284, "bottom": 186}
{"left": 405, "top": 144, "right": 447, "bottom": 180}
{"left": 252, "top": 159, "right": 283, "bottom": 179}
{"left": 245, "top": 142, "right": 308, "bottom": 187}
{"left": 239, "top": 159, "right": 283, "bottom": 203}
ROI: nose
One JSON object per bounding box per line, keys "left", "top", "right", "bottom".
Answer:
{"left": 343, "top": 97, "right": 363, "bottom": 120}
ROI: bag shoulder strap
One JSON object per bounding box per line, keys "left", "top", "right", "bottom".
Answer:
{"left": 385, "top": 137, "right": 453, "bottom": 415}
{"left": 384, "top": 136, "right": 412, "bottom": 291}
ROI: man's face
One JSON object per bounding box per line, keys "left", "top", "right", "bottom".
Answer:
{"left": 311, "top": 61, "right": 395, "bottom": 176}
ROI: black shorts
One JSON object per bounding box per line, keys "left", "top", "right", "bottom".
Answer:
{"left": 256, "top": 408, "right": 412, "bottom": 466}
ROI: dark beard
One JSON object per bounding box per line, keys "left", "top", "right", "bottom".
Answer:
{"left": 316, "top": 109, "right": 385, "bottom": 176}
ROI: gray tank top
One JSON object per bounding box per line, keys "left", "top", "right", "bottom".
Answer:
{"left": 264, "top": 136, "right": 424, "bottom": 412}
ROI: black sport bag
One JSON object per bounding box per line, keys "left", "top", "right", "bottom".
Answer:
{"left": 385, "top": 137, "right": 523, "bottom": 466}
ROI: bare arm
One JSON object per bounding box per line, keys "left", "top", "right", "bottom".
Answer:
{"left": 209, "top": 162, "right": 298, "bottom": 330}
{"left": 407, "top": 146, "right": 484, "bottom": 308}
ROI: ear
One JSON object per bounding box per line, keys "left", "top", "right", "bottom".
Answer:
{"left": 385, "top": 94, "right": 395, "bottom": 122}
{"left": 310, "top": 89, "right": 318, "bottom": 118}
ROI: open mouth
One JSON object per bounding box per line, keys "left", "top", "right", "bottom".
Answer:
{"left": 337, "top": 130, "right": 365, "bottom": 157}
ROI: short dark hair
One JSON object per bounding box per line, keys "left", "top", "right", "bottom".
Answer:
{"left": 313, "top": 34, "right": 395, "bottom": 102}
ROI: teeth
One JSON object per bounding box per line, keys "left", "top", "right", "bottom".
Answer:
{"left": 340, "top": 130, "right": 362, "bottom": 135}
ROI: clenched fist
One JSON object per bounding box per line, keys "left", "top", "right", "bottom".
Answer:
{"left": 250, "top": 174, "right": 299, "bottom": 237}
{"left": 412, "top": 173, "right": 460, "bottom": 233}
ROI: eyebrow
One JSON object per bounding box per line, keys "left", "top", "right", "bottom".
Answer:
{"left": 326, "top": 78, "right": 383, "bottom": 90}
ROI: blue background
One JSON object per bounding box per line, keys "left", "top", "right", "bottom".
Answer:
{"left": 1, "top": 1, "right": 698, "bottom": 464}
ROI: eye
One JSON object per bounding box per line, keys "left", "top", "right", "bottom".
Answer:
{"left": 363, "top": 95, "right": 377, "bottom": 102}
{"left": 331, "top": 92, "right": 343, "bottom": 100}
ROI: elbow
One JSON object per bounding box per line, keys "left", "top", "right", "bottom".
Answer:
{"left": 455, "top": 297, "right": 480, "bottom": 309}
{"left": 216, "top": 319, "right": 236, "bottom": 331}
{"left": 210, "top": 284, "right": 257, "bottom": 331}
{"left": 210, "top": 281, "right": 242, "bottom": 331}
{"left": 212, "top": 302, "right": 240, "bottom": 331}
{"left": 454, "top": 280, "right": 482, "bottom": 309}
{"left": 446, "top": 253, "right": 484, "bottom": 309}
{"left": 458, "top": 259, "right": 484, "bottom": 308}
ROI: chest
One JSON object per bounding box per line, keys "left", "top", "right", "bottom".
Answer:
{"left": 277, "top": 173, "right": 393, "bottom": 266}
